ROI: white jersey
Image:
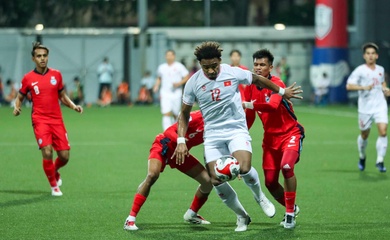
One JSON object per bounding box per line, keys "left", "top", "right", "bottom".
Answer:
{"left": 157, "top": 61, "right": 189, "bottom": 95}
{"left": 183, "top": 64, "right": 252, "bottom": 140}
{"left": 347, "top": 64, "right": 387, "bottom": 114}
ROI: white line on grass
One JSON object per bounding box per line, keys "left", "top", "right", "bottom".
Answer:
{"left": 295, "top": 107, "right": 356, "bottom": 118}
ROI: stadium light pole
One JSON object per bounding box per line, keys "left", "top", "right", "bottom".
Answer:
{"left": 204, "top": 0, "right": 210, "bottom": 27}
{"left": 138, "top": 0, "right": 148, "bottom": 77}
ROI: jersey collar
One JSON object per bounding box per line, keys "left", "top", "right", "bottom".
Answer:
{"left": 34, "top": 68, "right": 49, "bottom": 75}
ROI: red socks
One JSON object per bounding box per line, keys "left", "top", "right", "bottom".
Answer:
{"left": 54, "top": 157, "right": 67, "bottom": 181}
{"left": 130, "top": 193, "right": 147, "bottom": 217}
{"left": 285, "top": 191, "right": 296, "bottom": 214}
{"left": 190, "top": 195, "right": 208, "bottom": 213}
{"left": 42, "top": 159, "right": 57, "bottom": 187}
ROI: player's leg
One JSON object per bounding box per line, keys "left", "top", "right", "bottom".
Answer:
{"left": 160, "top": 94, "right": 174, "bottom": 130}
{"left": 263, "top": 147, "right": 285, "bottom": 206}
{"left": 52, "top": 123, "right": 71, "bottom": 186}
{"left": 179, "top": 158, "right": 213, "bottom": 224}
{"left": 280, "top": 130, "right": 304, "bottom": 229}
{"left": 357, "top": 113, "right": 372, "bottom": 171}
{"left": 204, "top": 143, "right": 250, "bottom": 232}
{"left": 34, "top": 123, "right": 61, "bottom": 196}
{"left": 375, "top": 111, "right": 388, "bottom": 172}
{"left": 124, "top": 158, "right": 163, "bottom": 231}
{"left": 230, "top": 136, "right": 275, "bottom": 218}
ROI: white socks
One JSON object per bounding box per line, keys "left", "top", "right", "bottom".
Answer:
{"left": 376, "top": 136, "right": 387, "bottom": 163}
{"left": 240, "top": 167, "right": 263, "bottom": 201}
{"left": 214, "top": 182, "right": 247, "bottom": 218}
{"left": 162, "top": 116, "right": 173, "bottom": 131}
{"left": 357, "top": 135, "right": 368, "bottom": 159}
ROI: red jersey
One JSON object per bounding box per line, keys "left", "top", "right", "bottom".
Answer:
{"left": 244, "top": 75, "right": 303, "bottom": 135}
{"left": 19, "top": 68, "right": 64, "bottom": 124}
{"left": 164, "top": 110, "right": 204, "bottom": 150}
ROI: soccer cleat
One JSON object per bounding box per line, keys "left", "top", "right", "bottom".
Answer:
{"left": 124, "top": 219, "right": 139, "bottom": 231}
{"left": 256, "top": 194, "right": 276, "bottom": 218}
{"left": 51, "top": 187, "right": 63, "bottom": 197}
{"left": 183, "top": 211, "right": 211, "bottom": 224}
{"left": 376, "top": 162, "right": 387, "bottom": 172}
{"left": 280, "top": 205, "right": 300, "bottom": 226}
{"left": 235, "top": 215, "right": 251, "bottom": 232}
{"left": 358, "top": 158, "right": 366, "bottom": 171}
{"left": 283, "top": 214, "right": 296, "bottom": 229}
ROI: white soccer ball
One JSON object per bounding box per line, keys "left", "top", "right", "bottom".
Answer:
{"left": 214, "top": 156, "right": 240, "bottom": 181}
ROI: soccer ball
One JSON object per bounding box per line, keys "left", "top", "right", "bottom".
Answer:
{"left": 214, "top": 156, "right": 240, "bottom": 181}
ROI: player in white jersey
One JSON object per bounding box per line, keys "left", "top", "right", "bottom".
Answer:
{"left": 346, "top": 42, "right": 390, "bottom": 172}
{"left": 153, "top": 50, "right": 190, "bottom": 130}
{"left": 173, "top": 41, "right": 303, "bottom": 232}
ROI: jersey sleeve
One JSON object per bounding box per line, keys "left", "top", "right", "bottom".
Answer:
{"left": 182, "top": 77, "right": 196, "bottom": 106}
{"left": 157, "top": 65, "right": 163, "bottom": 78}
{"left": 19, "top": 75, "right": 29, "bottom": 95}
{"left": 347, "top": 67, "right": 361, "bottom": 85}
{"left": 231, "top": 67, "right": 253, "bottom": 85}
{"left": 179, "top": 63, "right": 189, "bottom": 77}
{"left": 58, "top": 72, "right": 64, "bottom": 92}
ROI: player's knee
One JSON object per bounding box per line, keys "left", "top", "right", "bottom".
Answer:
{"left": 265, "top": 179, "right": 279, "bottom": 192}
{"left": 239, "top": 162, "right": 251, "bottom": 174}
{"left": 146, "top": 171, "right": 160, "bottom": 184}
{"left": 41, "top": 147, "right": 53, "bottom": 159}
{"left": 282, "top": 168, "right": 295, "bottom": 179}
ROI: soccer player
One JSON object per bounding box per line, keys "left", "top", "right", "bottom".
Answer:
{"left": 242, "top": 49, "right": 305, "bottom": 229}
{"left": 173, "top": 41, "right": 303, "bottom": 232}
{"left": 230, "top": 49, "right": 249, "bottom": 100}
{"left": 346, "top": 42, "right": 390, "bottom": 172}
{"left": 124, "top": 110, "right": 212, "bottom": 231}
{"left": 13, "top": 42, "right": 83, "bottom": 196}
{"left": 153, "top": 50, "right": 190, "bottom": 130}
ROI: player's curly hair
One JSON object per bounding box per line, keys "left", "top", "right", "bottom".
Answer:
{"left": 362, "top": 42, "right": 379, "bottom": 53}
{"left": 252, "top": 49, "right": 274, "bottom": 65}
{"left": 194, "top": 41, "right": 223, "bottom": 61}
{"left": 31, "top": 42, "right": 49, "bottom": 57}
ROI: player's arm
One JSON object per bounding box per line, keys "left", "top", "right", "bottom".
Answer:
{"left": 153, "top": 77, "right": 161, "bottom": 93}
{"left": 172, "top": 104, "right": 192, "bottom": 165}
{"left": 174, "top": 74, "right": 190, "bottom": 88}
{"left": 13, "top": 92, "right": 25, "bottom": 116}
{"left": 381, "top": 81, "right": 390, "bottom": 96}
{"left": 59, "top": 89, "right": 83, "bottom": 113}
{"left": 251, "top": 74, "right": 302, "bottom": 99}
{"left": 346, "top": 83, "right": 373, "bottom": 91}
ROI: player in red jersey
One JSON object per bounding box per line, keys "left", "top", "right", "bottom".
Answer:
{"left": 230, "top": 49, "right": 249, "bottom": 100}
{"left": 242, "top": 49, "right": 305, "bottom": 229}
{"left": 13, "top": 42, "right": 83, "bottom": 197}
{"left": 124, "top": 110, "right": 212, "bottom": 231}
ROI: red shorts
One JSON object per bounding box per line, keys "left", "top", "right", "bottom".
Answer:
{"left": 149, "top": 134, "right": 200, "bottom": 173}
{"left": 262, "top": 126, "right": 304, "bottom": 170}
{"left": 33, "top": 122, "right": 70, "bottom": 151}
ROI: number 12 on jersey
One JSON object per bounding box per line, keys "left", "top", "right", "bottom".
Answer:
{"left": 210, "top": 89, "right": 221, "bottom": 101}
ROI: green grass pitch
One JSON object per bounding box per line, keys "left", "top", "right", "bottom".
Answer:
{"left": 1, "top": 104, "right": 389, "bottom": 240}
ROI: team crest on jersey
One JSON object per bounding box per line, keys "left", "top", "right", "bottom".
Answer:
{"left": 265, "top": 94, "right": 270, "bottom": 103}
{"left": 50, "top": 76, "right": 57, "bottom": 85}
{"left": 201, "top": 85, "right": 206, "bottom": 91}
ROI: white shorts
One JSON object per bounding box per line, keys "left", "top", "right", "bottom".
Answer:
{"left": 358, "top": 111, "right": 388, "bottom": 131}
{"left": 160, "top": 92, "right": 182, "bottom": 115}
{"left": 203, "top": 133, "right": 252, "bottom": 164}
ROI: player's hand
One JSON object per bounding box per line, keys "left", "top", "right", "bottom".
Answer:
{"left": 172, "top": 143, "right": 189, "bottom": 165}
{"left": 365, "top": 84, "right": 374, "bottom": 91}
{"left": 74, "top": 105, "right": 83, "bottom": 114}
{"left": 284, "top": 82, "right": 303, "bottom": 100}
{"left": 173, "top": 82, "right": 181, "bottom": 88}
{"left": 383, "top": 87, "right": 390, "bottom": 96}
{"left": 13, "top": 107, "right": 21, "bottom": 116}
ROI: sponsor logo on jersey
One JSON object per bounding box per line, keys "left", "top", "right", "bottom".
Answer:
{"left": 224, "top": 80, "right": 232, "bottom": 87}
{"left": 50, "top": 76, "right": 57, "bottom": 85}
{"left": 32, "top": 82, "right": 38, "bottom": 86}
